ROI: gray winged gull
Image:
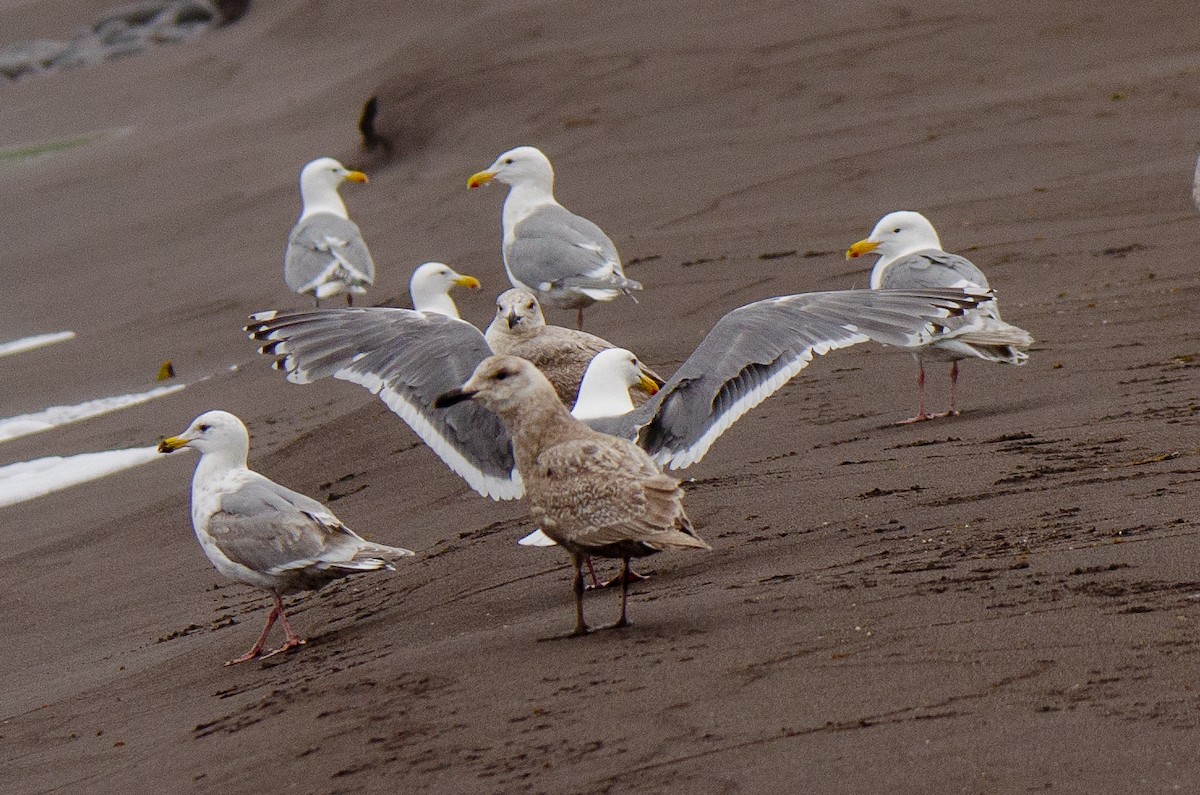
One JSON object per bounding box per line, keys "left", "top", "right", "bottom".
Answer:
{"left": 285, "top": 157, "right": 374, "bottom": 307}
{"left": 467, "top": 145, "right": 641, "bottom": 329}
{"left": 246, "top": 308, "right": 523, "bottom": 500}
{"left": 434, "top": 356, "right": 710, "bottom": 636}
{"left": 409, "top": 261, "right": 481, "bottom": 318}
{"left": 246, "top": 287, "right": 991, "bottom": 503}
{"left": 485, "top": 287, "right": 663, "bottom": 405}
{"left": 847, "top": 211, "right": 1034, "bottom": 423}
{"left": 158, "top": 410, "right": 413, "bottom": 664}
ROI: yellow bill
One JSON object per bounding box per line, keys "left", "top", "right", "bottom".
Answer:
{"left": 638, "top": 373, "right": 660, "bottom": 396}
{"left": 158, "top": 436, "right": 189, "bottom": 453}
{"left": 846, "top": 239, "right": 879, "bottom": 259}
{"left": 467, "top": 170, "right": 495, "bottom": 189}
{"left": 344, "top": 170, "right": 369, "bottom": 184}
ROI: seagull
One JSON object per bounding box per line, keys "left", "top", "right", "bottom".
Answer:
{"left": 285, "top": 157, "right": 374, "bottom": 307}
{"left": 847, "top": 210, "right": 1034, "bottom": 423}
{"left": 520, "top": 348, "right": 660, "bottom": 585}
{"left": 409, "top": 261, "right": 481, "bottom": 319}
{"left": 247, "top": 287, "right": 991, "bottom": 501}
{"left": 570, "top": 348, "right": 660, "bottom": 421}
{"left": 158, "top": 410, "right": 412, "bottom": 665}
{"left": 485, "top": 288, "right": 663, "bottom": 406}
{"left": 434, "top": 356, "right": 710, "bottom": 637}
{"left": 467, "top": 145, "right": 641, "bottom": 329}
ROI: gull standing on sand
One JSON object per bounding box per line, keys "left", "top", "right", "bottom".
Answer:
{"left": 519, "top": 347, "right": 657, "bottom": 552}
{"left": 285, "top": 157, "right": 374, "bottom": 307}
{"left": 247, "top": 287, "right": 990, "bottom": 501}
{"left": 468, "top": 145, "right": 641, "bottom": 329}
{"left": 158, "top": 410, "right": 412, "bottom": 665}
{"left": 434, "top": 356, "right": 710, "bottom": 636}
{"left": 409, "top": 261, "right": 481, "bottom": 318}
{"left": 485, "top": 288, "right": 662, "bottom": 405}
{"left": 847, "top": 211, "right": 1034, "bottom": 423}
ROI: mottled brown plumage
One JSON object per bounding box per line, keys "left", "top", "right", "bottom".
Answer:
{"left": 435, "top": 355, "right": 707, "bottom": 636}
{"left": 484, "top": 288, "right": 662, "bottom": 406}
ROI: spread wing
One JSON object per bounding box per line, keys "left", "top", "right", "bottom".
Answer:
{"left": 598, "top": 287, "right": 993, "bottom": 468}
{"left": 247, "top": 308, "right": 521, "bottom": 500}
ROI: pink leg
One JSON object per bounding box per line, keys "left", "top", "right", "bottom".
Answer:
{"left": 576, "top": 307, "right": 585, "bottom": 330}
{"left": 897, "top": 361, "right": 931, "bottom": 424}
{"left": 593, "top": 563, "right": 651, "bottom": 590}
{"left": 949, "top": 360, "right": 960, "bottom": 415}
{"left": 346, "top": 293, "right": 354, "bottom": 307}
{"left": 259, "top": 593, "right": 305, "bottom": 660}
{"left": 223, "top": 593, "right": 304, "bottom": 666}
{"left": 932, "top": 361, "right": 962, "bottom": 418}
{"left": 225, "top": 601, "right": 280, "bottom": 666}
{"left": 584, "top": 556, "right": 602, "bottom": 589}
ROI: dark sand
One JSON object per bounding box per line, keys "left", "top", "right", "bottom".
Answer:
{"left": 2, "top": 1, "right": 1199, "bottom": 791}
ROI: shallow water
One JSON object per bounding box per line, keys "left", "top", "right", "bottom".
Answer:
{"left": 0, "top": 384, "right": 186, "bottom": 443}
{"left": 0, "top": 446, "right": 161, "bottom": 508}
{"left": 0, "top": 331, "right": 76, "bottom": 358}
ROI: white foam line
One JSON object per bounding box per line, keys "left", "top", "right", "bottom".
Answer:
{"left": 0, "top": 384, "right": 186, "bottom": 444}
{"left": 0, "top": 446, "right": 161, "bottom": 508}
{"left": 0, "top": 331, "right": 77, "bottom": 358}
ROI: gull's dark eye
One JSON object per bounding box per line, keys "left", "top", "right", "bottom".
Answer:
{"left": 504, "top": 158, "right": 514, "bottom": 165}
{"left": 198, "top": 424, "right": 211, "bottom": 432}
{"left": 525, "top": 302, "right": 534, "bottom": 310}
{"left": 495, "top": 370, "right": 511, "bottom": 381}
{"left": 892, "top": 227, "right": 901, "bottom": 233}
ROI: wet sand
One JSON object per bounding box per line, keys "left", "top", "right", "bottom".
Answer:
{"left": 2, "top": 1, "right": 1199, "bottom": 791}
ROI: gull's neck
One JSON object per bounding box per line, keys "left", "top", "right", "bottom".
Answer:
{"left": 484, "top": 316, "right": 539, "bottom": 352}
{"left": 501, "top": 181, "right": 557, "bottom": 241}
{"left": 571, "top": 370, "right": 634, "bottom": 421}
{"left": 300, "top": 179, "right": 349, "bottom": 221}
{"left": 870, "top": 236, "right": 939, "bottom": 289}
{"left": 193, "top": 446, "right": 249, "bottom": 486}
{"left": 412, "top": 285, "right": 460, "bottom": 319}
{"left": 500, "top": 395, "right": 586, "bottom": 472}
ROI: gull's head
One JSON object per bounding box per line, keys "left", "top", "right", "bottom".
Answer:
{"left": 159, "top": 410, "right": 249, "bottom": 458}
{"left": 590, "top": 348, "right": 657, "bottom": 394}
{"left": 572, "top": 348, "right": 659, "bottom": 421}
{"left": 846, "top": 210, "right": 941, "bottom": 262}
{"left": 300, "top": 156, "right": 369, "bottom": 192}
{"left": 493, "top": 287, "right": 545, "bottom": 333}
{"left": 410, "top": 262, "right": 481, "bottom": 318}
{"left": 411, "top": 262, "right": 481, "bottom": 295}
{"left": 433, "top": 355, "right": 554, "bottom": 415}
{"left": 468, "top": 145, "right": 554, "bottom": 190}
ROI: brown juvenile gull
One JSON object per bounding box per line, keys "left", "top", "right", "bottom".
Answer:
{"left": 434, "top": 356, "right": 710, "bottom": 636}
{"left": 520, "top": 347, "right": 661, "bottom": 587}
{"left": 467, "top": 145, "right": 641, "bottom": 329}
{"left": 847, "top": 210, "right": 1034, "bottom": 423}
{"left": 246, "top": 287, "right": 991, "bottom": 500}
{"left": 158, "top": 410, "right": 413, "bottom": 665}
{"left": 285, "top": 157, "right": 374, "bottom": 307}
{"left": 485, "top": 287, "right": 663, "bottom": 405}
{"left": 409, "top": 261, "right": 481, "bottom": 319}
